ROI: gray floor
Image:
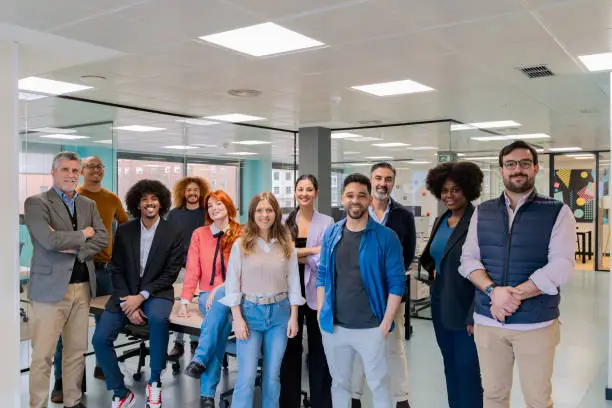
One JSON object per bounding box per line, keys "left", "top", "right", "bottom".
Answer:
{"left": 20, "top": 269, "right": 612, "bottom": 407}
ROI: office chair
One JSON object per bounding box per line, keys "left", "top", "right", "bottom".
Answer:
{"left": 116, "top": 323, "right": 181, "bottom": 381}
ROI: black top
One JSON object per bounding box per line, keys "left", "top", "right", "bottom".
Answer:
{"left": 295, "top": 237, "right": 307, "bottom": 297}
{"left": 419, "top": 204, "right": 476, "bottom": 330}
{"left": 60, "top": 200, "right": 89, "bottom": 284}
{"left": 167, "top": 207, "right": 206, "bottom": 263}
{"left": 334, "top": 227, "right": 378, "bottom": 329}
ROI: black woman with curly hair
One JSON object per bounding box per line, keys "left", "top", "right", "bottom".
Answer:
{"left": 419, "top": 162, "right": 484, "bottom": 408}
{"left": 93, "top": 179, "right": 184, "bottom": 408}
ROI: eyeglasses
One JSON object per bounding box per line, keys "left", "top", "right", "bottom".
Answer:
{"left": 84, "top": 164, "right": 105, "bottom": 170}
{"left": 502, "top": 159, "right": 533, "bottom": 170}
{"left": 441, "top": 186, "right": 462, "bottom": 195}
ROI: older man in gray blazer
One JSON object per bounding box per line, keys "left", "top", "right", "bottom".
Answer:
{"left": 24, "top": 151, "right": 107, "bottom": 408}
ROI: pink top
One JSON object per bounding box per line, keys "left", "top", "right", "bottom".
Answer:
{"left": 181, "top": 225, "right": 231, "bottom": 301}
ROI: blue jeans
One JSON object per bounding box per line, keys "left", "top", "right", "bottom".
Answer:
{"left": 92, "top": 297, "right": 173, "bottom": 397}
{"left": 54, "top": 263, "right": 113, "bottom": 378}
{"left": 432, "top": 299, "right": 483, "bottom": 408}
{"left": 191, "top": 287, "right": 232, "bottom": 397}
{"left": 232, "top": 298, "right": 290, "bottom": 408}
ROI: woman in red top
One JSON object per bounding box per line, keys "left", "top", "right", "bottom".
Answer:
{"left": 179, "top": 190, "right": 241, "bottom": 407}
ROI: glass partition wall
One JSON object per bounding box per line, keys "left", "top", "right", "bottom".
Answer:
{"left": 18, "top": 95, "right": 297, "bottom": 370}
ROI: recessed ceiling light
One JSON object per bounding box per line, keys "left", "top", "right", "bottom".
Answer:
{"left": 39, "top": 134, "right": 90, "bottom": 140}
{"left": 199, "top": 22, "right": 324, "bottom": 57}
{"left": 406, "top": 146, "right": 437, "bottom": 150}
{"left": 226, "top": 151, "right": 259, "bottom": 156}
{"left": 351, "top": 79, "right": 435, "bottom": 96}
{"left": 228, "top": 89, "right": 261, "bottom": 97}
{"left": 471, "top": 133, "right": 550, "bottom": 142}
{"left": 232, "top": 140, "right": 272, "bottom": 145}
{"left": 565, "top": 153, "right": 594, "bottom": 157}
{"left": 372, "top": 142, "right": 411, "bottom": 147}
{"left": 451, "top": 120, "right": 521, "bottom": 131}
{"left": 343, "top": 151, "right": 361, "bottom": 154}
{"left": 536, "top": 149, "right": 545, "bottom": 152}
{"left": 351, "top": 136, "right": 382, "bottom": 142}
{"left": 331, "top": 132, "right": 362, "bottom": 139}
{"left": 204, "top": 114, "right": 266, "bottom": 123}
{"left": 548, "top": 147, "right": 582, "bottom": 152}
{"left": 177, "top": 118, "right": 218, "bottom": 126}
{"left": 33, "top": 127, "right": 76, "bottom": 134}
{"left": 405, "top": 161, "right": 433, "bottom": 164}
{"left": 163, "top": 145, "right": 199, "bottom": 150}
{"left": 18, "top": 77, "right": 92, "bottom": 95}
{"left": 457, "top": 153, "right": 466, "bottom": 157}
{"left": 18, "top": 92, "right": 47, "bottom": 101}
{"left": 365, "top": 156, "right": 393, "bottom": 159}
{"left": 574, "top": 156, "right": 594, "bottom": 160}
{"left": 93, "top": 139, "right": 113, "bottom": 144}
{"left": 578, "top": 52, "right": 612, "bottom": 72}
{"left": 349, "top": 162, "right": 374, "bottom": 167}
{"left": 115, "top": 125, "right": 166, "bottom": 132}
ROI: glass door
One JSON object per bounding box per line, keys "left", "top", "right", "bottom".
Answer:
{"left": 596, "top": 152, "right": 610, "bottom": 271}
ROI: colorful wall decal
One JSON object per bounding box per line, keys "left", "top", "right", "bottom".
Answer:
{"left": 553, "top": 169, "right": 595, "bottom": 223}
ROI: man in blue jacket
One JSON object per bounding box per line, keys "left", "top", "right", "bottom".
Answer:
{"left": 317, "top": 173, "right": 406, "bottom": 408}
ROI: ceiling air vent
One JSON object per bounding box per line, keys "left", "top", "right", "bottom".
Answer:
{"left": 518, "top": 65, "right": 555, "bottom": 79}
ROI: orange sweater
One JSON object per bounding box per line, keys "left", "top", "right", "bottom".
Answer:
{"left": 181, "top": 226, "right": 232, "bottom": 300}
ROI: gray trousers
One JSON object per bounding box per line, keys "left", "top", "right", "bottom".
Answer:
{"left": 322, "top": 325, "right": 392, "bottom": 408}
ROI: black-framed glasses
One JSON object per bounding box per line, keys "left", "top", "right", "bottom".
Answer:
{"left": 84, "top": 164, "right": 105, "bottom": 170}
{"left": 502, "top": 159, "right": 533, "bottom": 170}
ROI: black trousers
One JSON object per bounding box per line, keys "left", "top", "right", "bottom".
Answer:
{"left": 279, "top": 305, "right": 332, "bottom": 408}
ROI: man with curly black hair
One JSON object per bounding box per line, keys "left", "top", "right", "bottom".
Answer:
{"left": 93, "top": 179, "right": 184, "bottom": 408}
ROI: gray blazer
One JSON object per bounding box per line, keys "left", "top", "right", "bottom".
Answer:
{"left": 24, "top": 188, "right": 108, "bottom": 303}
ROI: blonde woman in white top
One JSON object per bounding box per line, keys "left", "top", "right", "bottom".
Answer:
{"left": 220, "top": 192, "right": 305, "bottom": 407}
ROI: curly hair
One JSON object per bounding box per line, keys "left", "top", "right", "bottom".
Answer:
{"left": 242, "top": 192, "right": 293, "bottom": 259}
{"left": 125, "top": 179, "right": 172, "bottom": 218}
{"left": 425, "top": 162, "right": 484, "bottom": 202}
{"left": 172, "top": 176, "right": 211, "bottom": 209}
{"left": 204, "top": 190, "right": 242, "bottom": 251}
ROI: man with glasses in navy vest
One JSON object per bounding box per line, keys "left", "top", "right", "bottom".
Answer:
{"left": 459, "top": 140, "right": 576, "bottom": 408}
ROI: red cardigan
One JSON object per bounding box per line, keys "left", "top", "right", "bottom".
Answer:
{"left": 181, "top": 226, "right": 232, "bottom": 300}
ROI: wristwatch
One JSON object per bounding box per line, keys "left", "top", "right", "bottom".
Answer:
{"left": 484, "top": 283, "right": 497, "bottom": 298}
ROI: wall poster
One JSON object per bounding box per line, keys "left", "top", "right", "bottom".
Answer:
{"left": 553, "top": 169, "right": 595, "bottom": 223}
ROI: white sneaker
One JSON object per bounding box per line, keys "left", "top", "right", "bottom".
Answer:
{"left": 146, "top": 382, "right": 162, "bottom": 408}
{"left": 111, "top": 391, "right": 135, "bottom": 408}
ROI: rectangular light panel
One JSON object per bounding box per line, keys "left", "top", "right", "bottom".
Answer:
{"left": 19, "top": 77, "right": 92, "bottom": 95}
{"left": 578, "top": 52, "right": 612, "bottom": 72}
{"left": 471, "top": 133, "right": 550, "bottom": 142}
{"left": 40, "top": 134, "right": 90, "bottom": 140}
{"left": 204, "top": 114, "right": 265, "bottom": 123}
{"left": 451, "top": 120, "right": 521, "bottom": 131}
{"left": 372, "top": 142, "right": 411, "bottom": 147}
{"left": 199, "top": 22, "right": 324, "bottom": 57}
{"left": 232, "top": 140, "right": 271, "bottom": 145}
{"left": 351, "top": 79, "right": 434, "bottom": 96}
{"left": 115, "top": 125, "right": 166, "bottom": 132}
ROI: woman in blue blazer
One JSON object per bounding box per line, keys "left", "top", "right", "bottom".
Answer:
{"left": 419, "top": 161, "right": 484, "bottom": 408}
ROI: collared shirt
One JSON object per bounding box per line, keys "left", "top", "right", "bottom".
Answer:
{"left": 140, "top": 217, "right": 160, "bottom": 277}
{"left": 368, "top": 200, "right": 390, "bottom": 226}
{"left": 53, "top": 186, "right": 78, "bottom": 216}
{"left": 459, "top": 190, "right": 576, "bottom": 331}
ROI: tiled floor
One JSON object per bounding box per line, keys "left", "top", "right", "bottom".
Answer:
{"left": 20, "top": 269, "right": 612, "bottom": 407}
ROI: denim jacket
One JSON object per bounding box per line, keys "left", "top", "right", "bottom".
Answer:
{"left": 316, "top": 217, "right": 406, "bottom": 334}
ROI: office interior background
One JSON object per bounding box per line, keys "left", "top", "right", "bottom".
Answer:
{"left": 4, "top": 0, "right": 612, "bottom": 406}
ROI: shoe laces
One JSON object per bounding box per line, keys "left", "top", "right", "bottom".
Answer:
{"left": 147, "top": 382, "right": 162, "bottom": 403}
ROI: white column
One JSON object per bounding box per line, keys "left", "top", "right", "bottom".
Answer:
{"left": 607, "top": 71, "right": 612, "bottom": 400}
{"left": 0, "top": 41, "right": 20, "bottom": 404}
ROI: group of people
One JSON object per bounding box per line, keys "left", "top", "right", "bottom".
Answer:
{"left": 24, "top": 139, "right": 575, "bottom": 408}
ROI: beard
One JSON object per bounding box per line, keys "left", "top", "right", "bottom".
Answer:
{"left": 347, "top": 205, "right": 367, "bottom": 220}
{"left": 504, "top": 173, "right": 535, "bottom": 193}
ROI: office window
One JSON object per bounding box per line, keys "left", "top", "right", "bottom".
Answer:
{"left": 118, "top": 159, "right": 185, "bottom": 205}
{"left": 285, "top": 172, "right": 292, "bottom": 181}
{"left": 187, "top": 163, "right": 238, "bottom": 204}
{"left": 273, "top": 186, "right": 280, "bottom": 195}
{"left": 273, "top": 171, "right": 280, "bottom": 181}
{"left": 286, "top": 186, "right": 292, "bottom": 195}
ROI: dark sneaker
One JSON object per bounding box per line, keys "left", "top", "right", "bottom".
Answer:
{"left": 167, "top": 342, "right": 184, "bottom": 358}
{"left": 184, "top": 361, "right": 206, "bottom": 379}
{"left": 200, "top": 397, "right": 215, "bottom": 408}
{"left": 93, "top": 365, "right": 105, "bottom": 380}
{"left": 190, "top": 341, "right": 198, "bottom": 355}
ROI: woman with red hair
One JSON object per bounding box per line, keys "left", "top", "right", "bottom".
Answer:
{"left": 178, "top": 190, "right": 242, "bottom": 406}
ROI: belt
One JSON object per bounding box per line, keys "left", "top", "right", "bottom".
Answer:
{"left": 243, "top": 292, "right": 288, "bottom": 305}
